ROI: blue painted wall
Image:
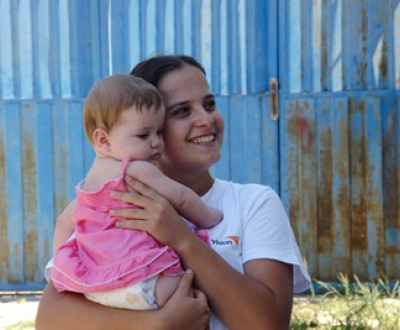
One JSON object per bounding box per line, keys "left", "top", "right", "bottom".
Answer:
{"left": 0, "top": 0, "right": 399, "bottom": 289}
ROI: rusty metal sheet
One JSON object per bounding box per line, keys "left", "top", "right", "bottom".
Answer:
{"left": 281, "top": 94, "right": 399, "bottom": 281}
{"left": 382, "top": 95, "right": 400, "bottom": 277}
{"left": 282, "top": 98, "right": 318, "bottom": 277}
{"left": 280, "top": 0, "right": 400, "bottom": 281}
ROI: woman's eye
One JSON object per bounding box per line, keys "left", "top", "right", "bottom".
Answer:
{"left": 204, "top": 100, "right": 216, "bottom": 112}
{"left": 172, "top": 107, "right": 190, "bottom": 117}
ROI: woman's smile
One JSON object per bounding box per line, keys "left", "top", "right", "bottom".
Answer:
{"left": 189, "top": 134, "right": 216, "bottom": 145}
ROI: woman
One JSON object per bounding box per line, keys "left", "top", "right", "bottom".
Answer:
{"left": 36, "top": 55, "right": 310, "bottom": 330}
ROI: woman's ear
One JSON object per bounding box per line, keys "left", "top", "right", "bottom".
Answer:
{"left": 93, "top": 128, "right": 111, "bottom": 154}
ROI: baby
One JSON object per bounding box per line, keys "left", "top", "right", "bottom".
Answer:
{"left": 50, "top": 74, "right": 222, "bottom": 310}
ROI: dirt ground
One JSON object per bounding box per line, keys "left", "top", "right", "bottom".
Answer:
{"left": 0, "top": 292, "right": 41, "bottom": 330}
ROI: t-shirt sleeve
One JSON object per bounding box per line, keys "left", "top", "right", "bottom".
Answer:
{"left": 241, "top": 186, "right": 311, "bottom": 293}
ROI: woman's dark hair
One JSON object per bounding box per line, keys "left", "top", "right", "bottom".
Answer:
{"left": 130, "top": 55, "right": 206, "bottom": 88}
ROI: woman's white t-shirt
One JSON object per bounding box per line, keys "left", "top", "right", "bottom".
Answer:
{"left": 200, "top": 179, "right": 310, "bottom": 330}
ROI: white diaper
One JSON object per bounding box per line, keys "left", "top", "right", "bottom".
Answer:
{"left": 85, "top": 276, "right": 159, "bottom": 310}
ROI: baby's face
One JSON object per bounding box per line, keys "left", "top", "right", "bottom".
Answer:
{"left": 108, "top": 104, "right": 165, "bottom": 164}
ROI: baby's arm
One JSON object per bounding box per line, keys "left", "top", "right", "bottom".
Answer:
{"left": 53, "top": 200, "right": 76, "bottom": 253}
{"left": 126, "top": 161, "right": 222, "bottom": 228}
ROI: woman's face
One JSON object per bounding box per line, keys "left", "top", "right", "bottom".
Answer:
{"left": 158, "top": 64, "right": 224, "bottom": 178}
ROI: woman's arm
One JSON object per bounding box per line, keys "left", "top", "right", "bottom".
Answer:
{"left": 113, "top": 177, "right": 294, "bottom": 330}
{"left": 36, "top": 270, "right": 211, "bottom": 330}
{"left": 127, "top": 161, "right": 222, "bottom": 228}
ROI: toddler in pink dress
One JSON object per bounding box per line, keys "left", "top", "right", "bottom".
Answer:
{"left": 50, "top": 74, "right": 222, "bottom": 310}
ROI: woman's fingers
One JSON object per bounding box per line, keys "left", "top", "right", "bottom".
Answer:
{"left": 110, "top": 190, "right": 151, "bottom": 209}
{"left": 176, "top": 269, "right": 195, "bottom": 296}
{"left": 125, "top": 175, "right": 162, "bottom": 200}
{"left": 111, "top": 186, "right": 191, "bottom": 247}
{"left": 111, "top": 178, "right": 169, "bottom": 211}
{"left": 111, "top": 176, "right": 196, "bottom": 248}
{"left": 161, "top": 270, "right": 210, "bottom": 330}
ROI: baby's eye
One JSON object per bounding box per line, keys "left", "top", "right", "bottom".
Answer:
{"left": 137, "top": 134, "right": 149, "bottom": 139}
{"left": 157, "top": 129, "right": 164, "bottom": 136}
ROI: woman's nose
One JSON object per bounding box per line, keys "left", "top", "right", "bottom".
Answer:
{"left": 194, "top": 108, "right": 214, "bottom": 127}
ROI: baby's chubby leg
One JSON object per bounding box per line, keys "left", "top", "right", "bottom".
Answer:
{"left": 85, "top": 277, "right": 159, "bottom": 310}
{"left": 85, "top": 274, "right": 190, "bottom": 310}
{"left": 155, "top": 274, "right": 191, "bottom": 307}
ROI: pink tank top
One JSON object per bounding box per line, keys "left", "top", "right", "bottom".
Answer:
{"left": 51, "top": 159, "right": 184, "bottom": 293}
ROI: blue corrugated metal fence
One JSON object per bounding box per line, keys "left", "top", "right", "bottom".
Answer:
{"left": 0, "top": 0, "right": 399, "bottom": 290}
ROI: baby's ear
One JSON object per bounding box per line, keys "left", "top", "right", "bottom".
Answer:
{"left": 93, "top": 128, "right": 111, "bottom": 153}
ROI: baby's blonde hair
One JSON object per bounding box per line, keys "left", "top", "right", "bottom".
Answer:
{"left": 83, "top": 73, "right": 163, "bottom": 144}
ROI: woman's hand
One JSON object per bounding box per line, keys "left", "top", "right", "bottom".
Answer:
{"left": 110, "top": 176, "right": 195, "bottom": 249}
{"left": 158, "top": 269, "right": 211, "bottom": 330}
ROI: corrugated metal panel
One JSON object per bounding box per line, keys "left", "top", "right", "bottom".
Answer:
{"left": 2, "top": 0, "right": 399, "bottom": 290}
{"left": 0, "top": 0, "right": 101, "bottom": 99}
{"left": 100, "top": 0, "right": 275, "bottom": 95}
{"left": 214, "top": 95, "right": 279, "bottom": 190}
{"left": 0, "top": 0, "right": 278, "bottom": 290}
{"left": 280, "top": 0, "right": 400, "bottom": 280}
{"left": 0, "top": 0, "right": 274, "bottom": 96}
{"left": 0, "top": 99, "right": 93, "bottom": 290}
{"left": 281, "top": 0, "right": 400, "bottom": 93}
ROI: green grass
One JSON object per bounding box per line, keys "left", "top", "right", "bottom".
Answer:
{"left": 290, "top": 274, "right": 400, "bottom": 330}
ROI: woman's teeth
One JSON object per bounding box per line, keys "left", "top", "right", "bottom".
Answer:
{"left": 192, "top": 135, "right": 215, "bottom": 144}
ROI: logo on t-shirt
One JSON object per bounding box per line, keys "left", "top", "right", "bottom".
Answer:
{"left": 211, "top": 235, "right": 240, "bottom": 246}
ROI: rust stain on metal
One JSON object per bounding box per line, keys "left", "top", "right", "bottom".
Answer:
{"left": 316, "top": 120, "right": 334, "bottom": 253}
{"left": 350, "top": 99, "right": 368, "bottom": 250}
{"left": 286, "top": 100, "right": 318, "bottom": 275}
{"left": 382, "top": 99, "right": 400, "bottom": 276}
{"left": 25, "top": 231, "right": 38, "bottom": 280}
{"left": 320, "top": 1, "right": 328, "bottom": 91}
{"left": 297, "top": 117, "right": 314, "bottom": 153}
{"left": 22, "top": 103, "right": 39, "bottom": 281}
{"left": 54, "top": 142, "right": 70, "bottom": 219}
{"left": 286, "top": 101, "right": 301, "bottom": 242}
{"left": 365, "top": 100, "right": 385, "bottom": 276}
{"left": 0, "top": 131, "right": 9, "bottom": 280}
{"left": 23, "top": 132, "right": 37, "bottom": 212}
{"left": 358, "top": 4, "right": 368, "bottom": 87}
{"left": 379, "top": 39, "right": 388, "bottom": 82}
{"left": 286, "top": 102, "right": 300, "bottom": 240}
{"left": 335, "top": 102, "right": 351, "bottom": 265}
{"left": 43, "top": 237, "right": 50, "bottom": 261}
{"left": 287, "top": 101, "right": 315, "bottom": 154}
{"left": 382, "top": 103, "right": 400, "bottom": 231}
{"left": 9, "top": 243, "right": 21, "bottom": 282}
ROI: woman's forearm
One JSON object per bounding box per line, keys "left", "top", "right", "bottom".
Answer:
{"left": 175, "top": 236, "right": 294, "bottom": 330}
{"left": 35, "top": 283, "right": 160, "bottom": 330}
{"left": 36, "top": 272, "right": 210, "bottom": 330}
